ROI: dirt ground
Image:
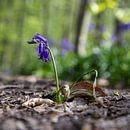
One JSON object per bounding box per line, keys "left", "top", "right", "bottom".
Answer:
{"left": 0, "top": 75, "right": 130, "bottom": 130}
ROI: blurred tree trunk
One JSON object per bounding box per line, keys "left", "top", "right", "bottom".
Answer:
{"left": 62, "top": 0, "right": 71, "bottom": 37}
{"left": 41, "top": 0, "right": 50, "bottom": 35}
{"left": 0, "top": 0, "right": 15, "bottom": 73}
{"left": 114, "top": 19, "right": 123, "bottom": 45}
{"left": 74, "top": 0, "right": 89, "bottom": 55}
{"left": 62, "top": 0, "right": 78, "bottom": 42}
{"left": 11, "top": 0, "right": 26, "bottom": 71}
{"left": 95, "top": 13, "right": 103, "bottom": 44}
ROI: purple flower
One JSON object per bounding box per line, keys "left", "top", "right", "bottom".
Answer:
{"left": 111, "top": 34, "right": 117, "bottom": 42}
{"left": 38, "top": 43, "right": 49, "bottom": 62}
{"left": 88, "top": 23, "right": 96, "bottom": 32}
{"left": 34, "top": 33, "right": 48, "bottom": 44}
{"left": 117, "top": 22, "right": 130, "bottom": 32}
{"left": 28, "top": 33, "right": 48, "bottom": 44}
{"left": 61, "top": 38, "right": 74, "bottom": 55}
{"left": 28, "top": 33, "right": 49, "bottom": 62}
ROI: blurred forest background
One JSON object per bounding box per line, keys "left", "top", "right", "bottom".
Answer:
{"left": 0, "top": 0, "right": 130, "bottom": 87}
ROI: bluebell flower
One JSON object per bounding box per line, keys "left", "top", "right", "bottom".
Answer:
{"left": 28, "top": 33, "right": 62, "bottom": 102}
{"left": 34, "top": 33, "right": 48, "bottom": 44}
{"left": 117, "top": 22, "right": 130, "bottom": 32}
{"left": 38, "top": 43, "right": 49, "bottom": 62}
{"left": 28, "top": 33, "right": 49, "bottom": 62}
{"left": 61, "top": 38, "right": 74, "bottom": 55}
{"left": 88, "top": 23, "right": 96, "bottom": 32}
{"left": 111, "top": 34, "right": 117, "bottom": 42}
{"left": 28, "top": 33, "right": 48, "bottom": 44}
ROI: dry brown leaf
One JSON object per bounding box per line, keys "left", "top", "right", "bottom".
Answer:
{"left": 70, "top": 81, "right": 107, "bottom": 98}
{"left": 22, "top": 98, "right": 54, "bottom": 108}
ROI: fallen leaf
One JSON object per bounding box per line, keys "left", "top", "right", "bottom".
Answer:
{"left": 70, "top": 81, "right": 107, "bottom": 99}
{"left": 22, "top": 98, "right": 55, "bottom": 108}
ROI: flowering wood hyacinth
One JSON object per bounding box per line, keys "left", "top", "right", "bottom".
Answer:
{"left": 28, "top": 33, "right": 61, "bottom": 103}
{"left": 28, "top": 33, "right": 49, "bottom": 62}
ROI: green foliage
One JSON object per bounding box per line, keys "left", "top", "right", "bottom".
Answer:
{"left": 89, "top": 0, "right": 117, "bottom": 15}
{"left": 99, "top": 44, "right": 130, "bottom": 86}
{"left": 59, "top": 43, "right": 130, "bottom": 87}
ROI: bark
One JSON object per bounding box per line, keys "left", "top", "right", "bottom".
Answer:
{"left": 114, "top": 20, "right": 123, "bottom": 45}
{"left": 74, "top": 0, "right": 88, "bottom": 54}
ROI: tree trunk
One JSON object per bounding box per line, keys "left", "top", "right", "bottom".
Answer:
{"left": 74, "top": 0, "right": 88, "bottom": 54}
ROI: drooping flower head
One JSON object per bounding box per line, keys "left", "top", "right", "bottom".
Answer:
{"left": 28, "top": 33, "right": 49, "bottom": 62}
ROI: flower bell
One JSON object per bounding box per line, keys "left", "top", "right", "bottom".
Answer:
{"left": 34, "top": 33, "right": 48, "bottom": 44}
{"left": 38, "top": 43, "right": 49, "bottom": 62}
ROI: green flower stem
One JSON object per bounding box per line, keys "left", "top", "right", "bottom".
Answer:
{"left": 47, "top": 46, "right": 61, "bottom": 102}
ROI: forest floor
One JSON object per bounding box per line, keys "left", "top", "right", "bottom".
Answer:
{"left": 0, "top": 75, "right": 130, "bottom": 130}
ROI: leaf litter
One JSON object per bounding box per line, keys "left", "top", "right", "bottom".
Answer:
{"left": 0, "top": 75, "right": 130, "bottom": 130}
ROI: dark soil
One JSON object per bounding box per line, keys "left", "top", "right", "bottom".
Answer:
{"left": 0, "top": 75, "right": 130, "bottom": 130}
